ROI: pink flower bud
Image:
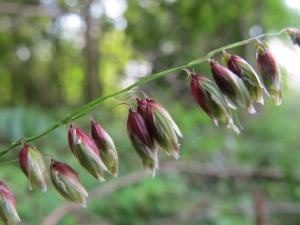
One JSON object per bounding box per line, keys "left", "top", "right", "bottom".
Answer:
{"left": 285, "top": 27, "right": 300, "bottom": 47}
{"left": 223, "top": 51, "right": 264, "bottom": 105}
{"left": 127, "top": 108, "right": 158, "bottom": 177}
{"left": 184, "top": 69, "right": 240, "bottom": 134}
{"left": 210, "top": 60, "right": 255, "bottom": 114}
{"left": 0, "top": 181, "right": 20, "bottom": 225}
{"left": 68, "top": 122, "right": 107, "bottom": 182}
{"left": 136, "top": 97, "right": 182, "bottom": 159}
{"left": 136, "top": 98, "right": 147, "bottom": 116}
{"left": 90, "top": 117, "right": 118, "bottom": 177}
{"left": 50, "top": 159, "right": 88, "bottom": 207}
{"left": 19, "top": 144, "right": 47, "bottom": 192}
{"left": 256, "top": 40, "right": 282, "bottom": 106}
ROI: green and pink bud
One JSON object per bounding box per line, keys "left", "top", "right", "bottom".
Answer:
{"left": 0, "top": 181, "right": 20, "bottom": 225}
{"left": 256, "top": 40, "right": 282, "bottom": 106}
{"left": 285, "top": 27, "right": 300, "bottom": 47}
{"left": 223, "top": 51, "right": 264, "bottom": 104}
{"left": 136, "top": 97, "right": 182, "bottom": 159}
{"left": 210, "top": 60, "right": 255, "bottom": 114}
{"left": 184, "top": 69, "right": 240, "bottom": 134}
{"left": 19, "top": 143, "right": 47, "bottom": 192}
{"left": 89, "top": 116, "right": 118, "bottom": 177}
{"left": 127, "top": 108, "right": 158, "bottom": 177}
{"left": 68, "top": 122, "right": 107, "bottom": 182}
{"left": 50, "top": 159, "right": 88, "bottom": 207}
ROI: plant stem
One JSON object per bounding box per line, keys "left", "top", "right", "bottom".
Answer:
{"left": 0, "top": 28, "right": 288, "bottom": 157}
{"left": 0, "top": 158, "right": 19, "bottom": 166}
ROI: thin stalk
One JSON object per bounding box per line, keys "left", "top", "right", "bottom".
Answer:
{"left": 0, "top": 28, "right": 288, "bottom": 157}
{"left": 0, "top": 158, "right": 19, "bottom": 166}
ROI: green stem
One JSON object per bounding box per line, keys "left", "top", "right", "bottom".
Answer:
{"left": 0, "top": 28, "right": 288, "bottom": 158}
{"left": 0, "top": 158, "right": 19, "bottom": 166}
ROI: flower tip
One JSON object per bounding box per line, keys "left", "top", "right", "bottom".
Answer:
{"left": 98, "top": 177, "right": 106, "bottom": 182}
{"left": 143, "top": 162, "right": 159, "bottom": 178}
{"left": 233, "top": 126, "right": 241, "bottom": 135}
{"left": 172, "top": 123, "right": 183, "bottom": 137}
{"left": 41, "top": 186, "right": 47, "bottom": 193}
{"left": 247, "top": 105, "right": 256, "bottom": 114}
{"left": 171, "top": 149, "right": 179, "bottom": 159}
{"left": 275, "top": 100, "right": 282, "bottom": 106}
{"left": 226, "top": 118, "right": 240, "bottom": 135}
{"left": 212, "top": 119, "right": 219, "bottom": 127}
{"left": 257, "top": 97, "right": 264, "bottom": 105}
{"left": 80, "top": 200, "right": 87, "bottom": 208}
{"left": 147, "top": 168, "right": 156, "bottom": 178}
{"left": 269, "top": 90, "right": 282, "bottom": 106}
{"left": 149, "top": 168, "right": 157, "bottom": 178}
{"left": 228, "top": 123, "right": 240, "bottom": 135}
{"left": 102, "top": 164, "right": 108, "bottom": 171}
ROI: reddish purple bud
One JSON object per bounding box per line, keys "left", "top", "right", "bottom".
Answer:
{"left": 90, "top": 117, "right": 118, "bottom": 177}
{"left": 127, "top": 108, "right": 158, "bottom": 177}
{"left": 285, "top": 27, "right": 300, "bottom": 47}
{"left": 0, "top": 181, "right": 20, "bottom": 225}
{"left": 136, "top": 97, "right": 182, "bottom": 159}
{"left": 136, "top": 98, "right": 147, "bottom": 116}
{"left": 297, "top": 35, "right": 300, "bottom": 47}
{"left": 256, "top": 40, "right": 282, "bottom": 105}
{"left": 223, "top": 51, "right": 264, "bottom": 105}
{"left": 189, "top": 74, "right": 214, "bottom": 118}
{"left": 68, "top": 122, "right": 107, "bottom": 182}
{"left": 19, "top": 144, "right": 47, "bottom": 192}
{"left": 50, "top": 159, "right": 88, "bottom": 207}
{"left": 227, "top": 58, "right": 242, "bottom": 78}
{"left": 184, "top": 69, "right": 240, "bottom": 134}
{"left": 210, "top": 60, "right": 255, "bottom": 114}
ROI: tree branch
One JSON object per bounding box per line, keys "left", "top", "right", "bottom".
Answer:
{"left": 41, "top": 161, "right": 300, "bottom": 225}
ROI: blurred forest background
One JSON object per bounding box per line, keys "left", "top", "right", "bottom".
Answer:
{"left": 0, "top": 0, "right": 300, "bottom": 224}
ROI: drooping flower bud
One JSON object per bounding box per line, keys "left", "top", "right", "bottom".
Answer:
{"left": 89, "top": 116, "right": 118, "bottom": 177}
{"left": 184, "top": 69, "right": 240, "bottom": 134}
{"left": 136, "top": 98, "right": 147, "bottom": 116}
{"left": 68, "top": 122, "right": 107, "bottom": 182}
{"left": 210, "top": 60, "right": 255, "bottom": 114}
{"left": 50, "top": 159, "right": 88, "bottom": 207}
{"left": 19, "top": 143, "right": 47, "bottom": 192}
{"left": 0, "top": 181, "right": 20, "bottom": 225}
{"left": 256, "top": 40, "right": 282, "bottom": 106}
{"left": 135, "top": 97, "right": 182, "bottom": 159}
{"left": 223, "top": 51, "right": 264, "bottom": 105}
{"left": 127, "top": 108, "right": 158, "bottom": 177}
{"left": 285, "top": 27, "right": 300, "bottom": 47}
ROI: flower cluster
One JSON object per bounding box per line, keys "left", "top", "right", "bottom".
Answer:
{"left": 1, "top": 27, "right": 299, "bottom": 224}
{"left": 184, "top": 38, "right": 287, "bottom": 134}
{"left": 126, "top": 91, "right": 182, "bottom": 177}
{"left": 1, "top": 96, "right": 180, "bottom": 223}
{"left": 0, "top": 117, "right": 118, "bottom": 224}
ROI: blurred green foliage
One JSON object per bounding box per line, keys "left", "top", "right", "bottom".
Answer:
{"left": 0, "top": 0, "right": 300, "bottom": 224}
